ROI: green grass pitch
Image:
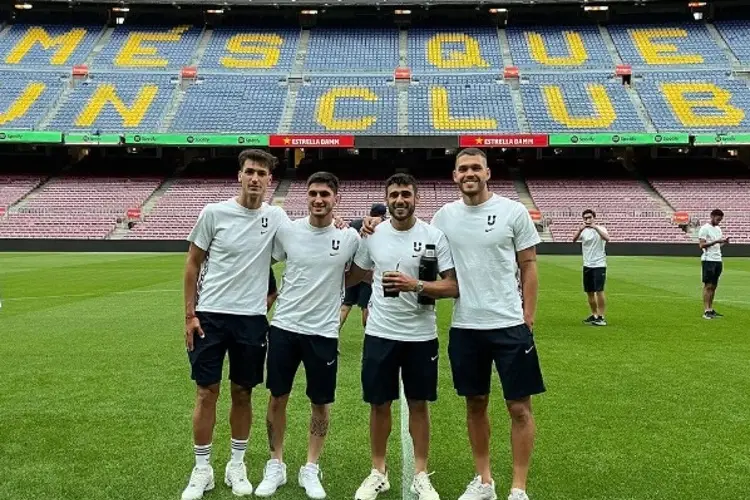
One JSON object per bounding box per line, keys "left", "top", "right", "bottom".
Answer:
{"left": 1, "top": 252, "right": 749, "bottom": 500}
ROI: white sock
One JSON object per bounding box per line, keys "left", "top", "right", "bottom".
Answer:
{"left": 194, "top": 443, "right": 211, "bottom": 468}
{"left": 230, "top": 438, "right": 248, "bottom": 464}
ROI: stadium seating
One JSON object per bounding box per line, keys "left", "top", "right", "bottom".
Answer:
{"left": 650, "top": 178, "right": 750, "bottom": 242}
{"left": 521, "top": 74, "right": 645, "bottom": 132}
{"left": 608, "top": 23, "right": 729, "bottom": 68}
{"left": 0, "top": 24, "right": 101, "bottom": 67}
{"left": 525, "top": 178, "right": 692, "bottom": 242}
{"left": 715, "top": 21, "right": 750, "bottom": 64}
{"left": 0, "top": 175, "right": 44, "bottom": 208}
{"left": 292, "top": 77, "right": 398, "bottom": 134}
{"left": 407, "top": 27, "right": 503, "bottom": 74}
{"left": 125, "top": 178, "right": 277, "bottom": 240}
{"left": 92, "top": 25, "right": 202, "bottom": 70}
{"left": 198, "top": 27, "right": 300, "bottom": 74}
{"left": 170, "top": 76, "right": 286, "bottom": 133}
{"left": 46, "top": 73, "right": 175, "bottom": 133}
{"left": 635, "top": 72, "right": 750, "bottom": 132}
{"left": 304, "top": 28, "right": 399, "bottom": 74}
{"left": 0, "top": 70, "right": 67, "bottom": 129}
{"left": 408, "top": 76, "right": 519, "bottom": 134}
{"left": 506, "top": 25, "right": 613, "bottom": 70}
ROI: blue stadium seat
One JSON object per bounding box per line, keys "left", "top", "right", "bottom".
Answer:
{"left": 46, "top": 73, "right": 175, "bottom": 133}
{"left": 305, "top": 28, "right": 399, "bottom": 74}
{"left": 520, "top": 73, "right": 645, "bottom": 133}
{"left": 198, "top": 27, "right": 300, "bottom": 74}
{"left": 92, "top": 25, "right": 201, "bottom": 70}
{"left": 171, "top": 76, "right": 286, "bottom": 133}
{"left": 407, "top": 27, "right": 502, "bottom": 74}
{"left": 408, "top": 76, "right": 519, "bottom": 135}
{"left": 0, "top": 24, "right": 101, "bottom": 68}
{"left": 715, "top": 21, "right": 750, "bottom": 64}
{"left": 608, "top": 23, "right": 728, "bottom": 68}
{"left": 291, "top": 77, "right": 397, "bottom": 134}
{"left": 635, "top": 72, "right": 750, "bottom": 132}
{"left": 0, "top": 70, "right": 67, "bottom": 129}
{"left": 506, "top": 25, "right": 613, "bottom": 70}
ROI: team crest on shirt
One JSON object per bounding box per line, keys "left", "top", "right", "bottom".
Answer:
{"left": 485, "top": 215, "right": 497, "bottom": 233}
{"left": 261, "top": 217, "right": 268, "bottom": 228}
{"left": 412, "top": 241, "right": 423, "bottom": 258}
{"left": 331, "top": 239, "right": 340, "bottom": 251}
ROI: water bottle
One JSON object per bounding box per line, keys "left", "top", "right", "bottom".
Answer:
{"left": 418, "top": 244, "right": 437, "bottom": 309}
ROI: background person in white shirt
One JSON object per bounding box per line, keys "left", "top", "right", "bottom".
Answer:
{"left": 572, "top": 209, "right": 610, "bottom": 326}
{"left": 182, "top": 149, "right": 289, "bottom": 500}
{"left": 255, "top": 172, "right": 360, "bottom": 499}
{"left": 698, "top": 209, "right": 729, "bottom": 319}
{"left": 346, "top": 173, "right": 458, "bottom": 500}
{"left": 429, "top": 148, "right": 544, "bottom": 500}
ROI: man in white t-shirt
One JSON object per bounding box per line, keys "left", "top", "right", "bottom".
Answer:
{"left": 698, "top": 209, "right": 729, "bottom": 319}
{"left": 430, "top": 149, "right": 545, "bottom": 500}
{"left": 182, "top": 149, "right": 289, "bottom": 500}
{"left": 346, "top": 173, "right": 458, "bottom": 500}
{"left": 254, "top": 172, "right": 360, "bottom": 499}
{"left": 572, "top": 209, "right": 610, "bottom": 326}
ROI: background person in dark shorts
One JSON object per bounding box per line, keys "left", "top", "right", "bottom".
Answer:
{"left": 339, "top": 203, "right": 386, "bottom": 329}
{"left": 182, "top": 149, "right": 289, "bottom": 500}
{"left": 573, "top": 209, "right": 610, "bottom": 327}
{"left": 698, "top": 209, "right": 730, "bottom": 319}
{"left": 346, "top": 174, "right": 457, "bottom": 500}
{"left": 430, "top": 149, "right": 545, "bottom": 500}
{"left": 255, "top": 172, "right": 360, "bottom": 499}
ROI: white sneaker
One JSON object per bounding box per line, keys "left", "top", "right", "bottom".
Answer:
{"left": 225, "top": 461, "right": 253, "bottom": 496}
{"left": 354, "top": 469, "right": 390, "bottom": 500}
{"left": 507, "top": 488, "right": 529, "bottom": 500}
{"left": 411, "top": 471, "right": 440, "bottom": 500}
{"left": 255, "top": 459, "right": 287, "bottom": 497}
{"left": 458, "top": 476, "right": 497, "bottom": 500}
{"left": 299, "top": 463, "right": 327, "bottom": 499}
{"left": 182, "top": 465, "right": 215, "bottom": 500}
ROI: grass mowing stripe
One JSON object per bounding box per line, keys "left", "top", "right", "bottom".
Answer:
{"left": 400, "top": 379, "right": 415, "bottom": 500}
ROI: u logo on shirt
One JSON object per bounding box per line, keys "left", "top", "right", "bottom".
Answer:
{"left": 487, "top": 215, "right": 496, "bottom": 226}
{"left": 261, "top": 217, "right": 268, "bottom": 228}
{"left": 331, "top": 239, "right": 340, "bottom": 251}
{"left": 413, "top": 242, "right": 423, "bottom": 252}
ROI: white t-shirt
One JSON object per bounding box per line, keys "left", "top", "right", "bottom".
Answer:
{"left": 431, "top": 194, "right": 541, "bottom": 330}
{"left": 353, "top": 219, "right": 454, "bottom": 342}
{"left": 271, "top": 218, "right": 360, "bottom": 338}
{"left": 187, "top": 199, "right": 289, "bottom": 316}
{"left": 698, "top": 223, "right": 723, "bottom": 262}
{"left": 579, "top": 226, "right": 608, "bottom": 268}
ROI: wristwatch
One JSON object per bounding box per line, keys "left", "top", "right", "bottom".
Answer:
{"left": 415, "top": 280, "right": 425, "bottom": 294}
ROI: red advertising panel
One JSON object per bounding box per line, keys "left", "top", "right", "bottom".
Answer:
{"left": 459, "top": 135, "right": 549, "bottom": 148}
{"left": 269, "top": 135, "right": 355, "bottom": 148}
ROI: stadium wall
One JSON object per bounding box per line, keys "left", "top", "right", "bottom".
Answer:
{"left": 2, "top": 240, "right": 750, "bottom": 257}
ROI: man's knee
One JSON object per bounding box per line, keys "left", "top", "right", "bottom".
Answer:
{"left": 197, "top": 384, "right": 220, "bottom": 407}
{"left": 407, "top": 399, "right": 428, "bottom": 416}
{"left": 506, "top": 397, "right": 532, "bottom": 425}
{"left": 269, "top": 394, "right": 289, "bottom": 412}
{"left": 466, "top": 395, "right": 489, "bottom": 416}
{"left": 371, "top": 401, "right": 392, "bottom": 417}
{"left": 230, "top": 382, "right": 252, "bottom": 404}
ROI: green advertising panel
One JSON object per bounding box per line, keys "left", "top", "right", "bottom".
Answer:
{"left": 0, "top": 130, "right": 62, "bottom": 144}
{"left": 549, "top": 133, "right": 690, "bottom": 146}
{"left": 125, "top": 133, "right": 269, "bottom": 147}
{"left": 64, "top": 133, "right": 123, "bottom": 145}
{"left": 693, "top": 134, "right": 750, "bottom": 146}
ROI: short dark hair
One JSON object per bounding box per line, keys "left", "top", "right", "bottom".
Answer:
{"left": 582, "top": 209, "right": 596, "bottom": 218}
{"left": 711, "top": 209, "right": 724, "bottom": 217}
{"left": 385, "top": 173, "right": 418, "bottom": 196}
{"left": 238, "top": 149, "right": 277, "bottom": 172}
{"left": 307, "top": 171, "right": 340, "bottom": 194}
{"left": 456, "top": 148, "right": 487, "bottom": 163}
{"left": 370, "top": 203, "right": 387, "bottom": 217}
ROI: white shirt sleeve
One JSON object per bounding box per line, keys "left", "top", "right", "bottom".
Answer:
{"left": 698, "top": 225, "right": 709, "bottom": 241}
{"left": 436, "top": 232, "right": 455, "bottom": 274}
{"left": 430, "top": 206, "right": 446, "bottom": 233}
{"left": 353, "top": 238, "right": 374, "bottom": 271}
{"left": 512, "top": 205, "right": 542, "bottom": 252}
{"left": 272, "top": 223, "right": 288, "bottom": 263}
{"left": 187, "top": 205, "right": 214, "bottom": 251}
